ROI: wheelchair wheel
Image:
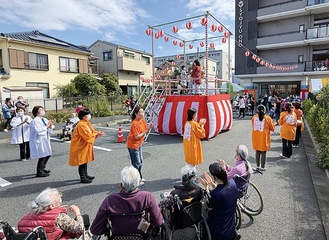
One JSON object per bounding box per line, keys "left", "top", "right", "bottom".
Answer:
{"left": 235, "top": 205, "right": 242, "bottom": 230}
{"left": 160, "top": 220, "right": 172, "bottom": 240}
{"left": 238, "top": 181, "right": 263, "bottom": 216}
{"left": 199, "top": 215, "right": 212, "bottom": 240}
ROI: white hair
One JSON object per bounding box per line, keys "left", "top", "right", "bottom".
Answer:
{"left": 120, "top": 166, "right": 141, "bottom": 193}
{"left": 180, "top": 164, "right": 197, "bottom": 176}
{"left": 236, "top": 144, "right": 249, "bottom": 160}
{"left": 29, "top": 188, "right": 61, "bottom": 214}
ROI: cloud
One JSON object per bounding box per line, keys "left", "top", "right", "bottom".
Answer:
{"left": 0, "top": 0, "right": 148, "bottom": 39}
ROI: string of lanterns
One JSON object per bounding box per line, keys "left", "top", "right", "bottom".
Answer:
{"left": 145, "top": 17, "right": 231, "bottom": 50}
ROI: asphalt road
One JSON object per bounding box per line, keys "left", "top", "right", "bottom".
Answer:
{"left": 0, "top": 116, "right": 326, "bottom": 240}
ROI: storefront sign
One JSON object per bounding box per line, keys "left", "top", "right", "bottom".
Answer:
{"left": 238, "top": 1, "right": 244, "bottom": 47}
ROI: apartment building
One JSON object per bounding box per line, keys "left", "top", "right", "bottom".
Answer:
{"left": 235, "top": 0, "right": 329, "bottom": 100}
{"left": 154, "top": 49, "right": 229, "bottom": 81}
{"left": 89, "top": 40, "right": 152, "bottom": 97}
{"left": 0, "top": 30, "right": 97, "bottom": 101}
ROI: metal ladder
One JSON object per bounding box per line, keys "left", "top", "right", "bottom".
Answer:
{"left": 132, "top": 85, "right": 166, "bottom": 141}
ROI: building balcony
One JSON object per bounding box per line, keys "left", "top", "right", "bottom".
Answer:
{"left": 117, "top": 55, "right": 145, "bottom": 73}
{"left": 305, "top": 60, "right": 329, "bottom": 71}
{"left": 307, "top": 0, "right": 329, "bottom": 6}
{"left": 257, "top": 31, "right": 305, "bottom": 47}
{"left": 306, "top": 26, "right": 329, "bottom": 42}
{"left": 0, "top": 67, "right": 11, "bottom": 79}
{"left": 257, "top": 0, "right": 307, "bottom": 22}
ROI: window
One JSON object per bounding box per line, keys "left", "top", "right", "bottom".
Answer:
{"left": 212, "top": 66, "right": 216, "bottom": 71}
{"left": 59, "top": 57, "right": 78, "bottom": 72}
{"left": 142, "top": 56, "right": 150, "bottom": 65}
{"left": 299, "top": 25, "right": 305, "bottom": 33}
{"left": 298, "top": 55, "right": 304, "bottom": 64}
{"left": 24, "top": 52, "right": 48, "bottom": 70}
{"left": 103, "top": 51, "right": 112, "bottom": 61}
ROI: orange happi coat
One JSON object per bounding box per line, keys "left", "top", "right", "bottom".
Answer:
{"left": 278, "top": 111, "right": 297, "bottom": 141}
{"left": 183, "top": 120, "right": 206, "bottom": 166}
{"left": 251, "top": 114, "right": 275, "bottom": 152}
{"left": 69, "top": 120, "right": 98, "bottom": 166}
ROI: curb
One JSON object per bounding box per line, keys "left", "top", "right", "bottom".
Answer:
{"left": 303, "top": 119, "right": 329, "bottom": 239}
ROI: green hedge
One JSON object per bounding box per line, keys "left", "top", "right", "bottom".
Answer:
{"left": 303, "top": 85, "right": 329, "bottom": 170}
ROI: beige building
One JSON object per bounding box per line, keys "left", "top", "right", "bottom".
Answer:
{"left": 89, "top": 40, "right": 153, "bottom": 97}
{"left": 0, "top": 30, "right": 97, "bottom": 103}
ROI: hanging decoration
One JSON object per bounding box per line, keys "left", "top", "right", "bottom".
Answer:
{"left": 224, "top": 32, "right": 230, "bottom": 38}
{"left": 252, "top": 54, "right": 257, "bottom": 60}
{"left": 172, "top": 26, "right": 178, "bottom": 33}
{"left": 211, "top": 24, "right": 217, "bottom": 32}
{"left": 171, "top": 61, "right": 175, "bottom": 66}
{"left": 179, "top": 42, "right": 184, "bottom": 47}
{"left": 245, "top": 51, "right": 250, "bottom": 57}
{"left": 164, "top": 36, "right": 169, "bottom": 42}
{"left": 200, "top": 42, "right": 205, "bottom": 47}
{"left": 210, "top": 43, "right": 215, "bottom": 48}
{"left": 173, "top": 40, "right": 178, "bottom": 46}
{"left": 222, "top": 37, "right": 227, "bottom": 43}
{"left": 145, "top": 29, "right": 152, "bottom": 36}
{"left": 176, "top": 54, "right": 181, "bottom": 59}
{"left": 189, "top": 44, "right": 193, "bottom": 49}
{"left": 159, "top": 30, "right": 164, "bottom": 37}
{"left": 155, "top": 32, "right": 160, "bottom": 39}
{"left": 218, "top": 25, "right": 223, "bottom": 32}
{"left": 186, "top": 22, "right": 192, "bottom": 30}
{"left": 201, "top": 17, "right": 208, "bottom": 26}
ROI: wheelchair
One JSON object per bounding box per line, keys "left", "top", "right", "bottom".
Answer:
{"left": 0, "top": 221, "right": 47, "bottom": 240}
{"left": 159, "top": 193, "right": 212, "bottom": 240}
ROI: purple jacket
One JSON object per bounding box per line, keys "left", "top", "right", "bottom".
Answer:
{"left": 225, "top": 160, "right": 248, "bottom": 179}
{"left": 90, "top": 189, "right": 163, "bottom": 236}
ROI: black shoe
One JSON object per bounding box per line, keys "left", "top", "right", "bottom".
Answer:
{"left": 36, "top": 172, "right": 50, "bottom": 177}
{"left": 86, "top": 175, "right": 95, "bottom": 180}
{"left": 43, "top": 169, "right": 51, "bottom": 173}
{"left": 80, "top": 177, "right": 92, "bottom": 184}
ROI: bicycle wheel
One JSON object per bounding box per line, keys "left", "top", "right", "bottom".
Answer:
{"left": 238, "top": 181, "right": 263, "bottom": 216}
{"left": 235, "top": 205, "right": 242, "bottom": 230}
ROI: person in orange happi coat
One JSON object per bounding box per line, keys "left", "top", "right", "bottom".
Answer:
{"left": 292, "top": 101, "right": 304, "bottom": 148}
{"left": 251, "top": 105, "right": 275, "bottom": 171}
{"left": 278, "top": 102, "right": 297, "bottom": 159}
{"left": 183, "top": 108, "right": 206, "bottom": 166}
{"left": 69, "top": 109, "right": 104, "bottom": 183}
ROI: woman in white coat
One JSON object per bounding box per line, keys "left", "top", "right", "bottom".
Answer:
{"left": 29, "top": 106, "right": 56, "bottom": 177}
{"left": 11, "top": 107, "right": 32, "bottom": 161}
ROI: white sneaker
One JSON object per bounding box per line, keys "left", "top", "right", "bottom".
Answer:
{"left": 141, "top": 178, "right": 146, "bottom": 182}
{"left": 139, "top": 181, "right": 145, "bottom": 187}
{"left": 21, "top": 159, "right": 27, "bottom": 162}
{"left": 3, "top": 129, "right": 8, "bottom": 132}
{"left": 279, "top": 154, "right": 289, "bottom": 159}
{"left": 259, "top": 167, "right": 266, "bottom": 171}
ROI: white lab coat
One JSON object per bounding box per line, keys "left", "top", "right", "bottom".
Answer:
{"left": 29, "top": 116, "right": 54, "bottom": 159}
{"left": 10, "top": 115, "right": 32, "bottom": 144}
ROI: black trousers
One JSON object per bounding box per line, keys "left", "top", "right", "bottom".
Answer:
{"left": 282, "top": 139, "right": 292, "bottom": 158}
{"left": 37, "top": 156, "right": 50, "bottom": 174}
{"left": 19, "top": 142, "right": 30, "bottom": 160}
{"left": 293, "top": 126, "right": 302, "bottom": 146}
{"left": 4, "top": 118, "right": 11, "bottom": 129}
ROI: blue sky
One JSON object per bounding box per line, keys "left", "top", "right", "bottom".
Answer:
{"left": 0, "top": 0, "right": 235, "bottom": 57}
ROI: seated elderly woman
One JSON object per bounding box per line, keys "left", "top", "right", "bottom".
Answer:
{"left": 90, "top": 165, "right": 163, "bottom": 238}
{"left": 199, "top": 162, "right": 239, "bottom": 240}
{"left": 217, "top": 144, "right": 253, "bottom": 179}
{"left": 18, "top": 188, "right": 84, "bottom": 240}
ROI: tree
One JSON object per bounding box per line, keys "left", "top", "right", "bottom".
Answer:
{"left": 55, "top": 83, "right": 78, "bottom": 98}
{"left": 72, "top": 73, "right": 106, "bottom": 96}
{"left": 98, "top": 73, "right": 123, "bottom": 95}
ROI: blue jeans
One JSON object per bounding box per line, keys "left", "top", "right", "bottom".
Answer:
{"left": 128, "top": 147, "right": 143, "bottom": 177}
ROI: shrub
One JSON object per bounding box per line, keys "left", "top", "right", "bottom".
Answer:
{"left": 84, "top": 97, "right": 113, "bottom": 117}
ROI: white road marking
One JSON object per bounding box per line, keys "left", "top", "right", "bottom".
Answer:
{"left": 93, "top": 146, "right": 113, "bottom": 152}
{"left": 97, "top": 126, "right": 161, "bottom": 136}
{"left": 0, "top": 177, "right": 12, "bottom": 187}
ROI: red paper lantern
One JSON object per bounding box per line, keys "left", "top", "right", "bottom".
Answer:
{"left": 224, "top": 31, "right": 230, "bottom": 38}
{"left": 179, "top": 42, "right": 184, "bottom": 47}
{"left": 159, "top": 30, "right": 164, "bottom": 37}
{"left": 155, "top": 32, "right": 159, "bottom": 39}
{"left": 260, "top": 60, "right": 265, "bottom": 65}
{"left": 222, "top": 37, "right": 226, "bottom": 43}
{"left": 245, "top": 51, "right": 250, "bottom": 57}
{"left": 145, "top": 29, "right": 152, "bottom": 36}
{"left": 200, "top": 42, "right": 204, "bottom": 47}
{"left": 173, "top": 40, "right": 177, "bottom": 46}
{"left": 218, "top": 25, "right": 223, "bottom": 32}
{"left": 172, "top": 26, "right": 178, "bottom": 33}
{"left": 186, "top": 22, "right": 192, "bottom": 30}
{"left": 265, "top": 62, "right": 269, "bottom": 67}
{"left": 176, "top": 54, "right": 181, "bottom": 59}
{"left": 256, "top": 58, "right": 261, "bottom": 63}
{"left": 165, "top": 67, "right": 168, "bottom": 71}
{"left": 211, "top": 24, "right": 217, "bottom": 32}
{"left": 252, "top": 55, "right": 257, "bottom": 60}
{"left": 171, "top": 61, "right": 175, "bottom": 66}
{"left": 210, "top": 43, "right": 215, "bottom": 48}
{"left": 164, "top": 36, "right": 169, "bottom": 42}
{"left": 201, "top": 17, "right": 208, "bottom": 26}
{"left": 189, "top": 44, "right": 193, "bottom": 49}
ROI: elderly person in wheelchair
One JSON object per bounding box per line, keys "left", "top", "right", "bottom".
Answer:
{"left": 17, "top": 188, "right": 85, "bottom": 240}
{"left": 90, "top": 165, "right": 163, "bottom": 239}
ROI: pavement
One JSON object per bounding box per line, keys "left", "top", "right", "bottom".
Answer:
{"left": 0, "top": 114, "right": 328, "bottom": 239}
